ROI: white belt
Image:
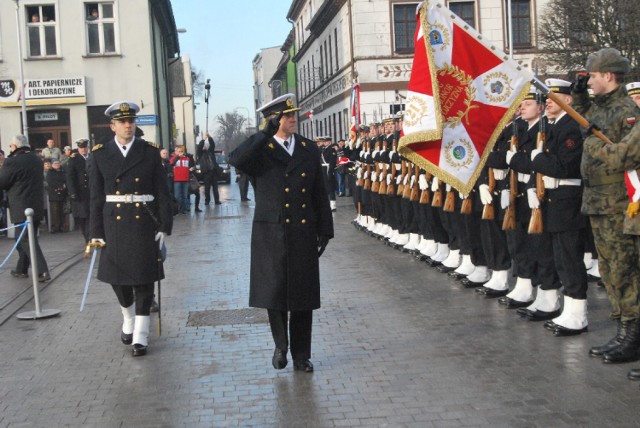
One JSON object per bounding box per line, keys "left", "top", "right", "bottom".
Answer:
{"left": 558, "top": 179, "right": 581, "bottom": 186}
{"left": 517, "top": 173, "right": 530, "bottom": 183}
{"left": 105, "top": 194, "right": 155, "bottom": 203}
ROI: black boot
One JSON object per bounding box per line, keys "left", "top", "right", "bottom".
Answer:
{"left": 603, "top": 319, "right": 640, "bottom": 364}
{"left": 589, "top": 319, "right": 626, "bottom": 357}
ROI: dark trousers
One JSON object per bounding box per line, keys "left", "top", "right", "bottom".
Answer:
{"left": 203, "top": 170, "right": 220, "bottom": 204}
{"left": 552, "top": 229, "right": 588, "bottom": 299}
{"left": 237, "top": 174, "right": 250, "bottom": 200}
{"left": 267, "top": 309, "right": 313, "bottom": 361}
{"left": 480, "top": 218, "right": 510, "bottom": 270}
{"left": 15, "top": 221, "right": 49, "bottom": 275}
{"left": 111, "top": 283, "right": 155, "bottom": 315}
{"left": 75, "top": 217, "right": 89, "bottom": 242}
{"left": 463, "top": 211, "right": 487, "bottom": 266}
{"left": 49, "top": 200, "right": 64, "bottom": 232}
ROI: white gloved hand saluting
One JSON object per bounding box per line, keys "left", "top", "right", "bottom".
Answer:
{"left": 527, "top": 188, "right": 540, "bottom": 209}
{"left": 479, "top": 184, "right": 492, "bottom": 205}
{"left": 155, "top": 232, "right": 166, "bottom": 251}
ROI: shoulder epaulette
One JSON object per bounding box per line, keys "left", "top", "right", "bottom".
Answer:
{"left": 146, "top": 141, "right": 160, "bottom": 149}
{"left": 92, "top": 144, "right": 104, "bottom": 152}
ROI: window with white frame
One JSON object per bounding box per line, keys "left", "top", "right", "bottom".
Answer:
{"left": 85, "top": 2, "right": 117, "bottom": 55}
{"left": 26, "top": 4, "right": 58, "bottom": 57}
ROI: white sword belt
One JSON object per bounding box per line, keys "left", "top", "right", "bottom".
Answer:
{"left": 105, "top": 194, "right": 155, "bottom": 203}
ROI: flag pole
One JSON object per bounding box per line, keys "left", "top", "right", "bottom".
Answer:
{"left": 531, "top": 77, "right": 613, "bottom": 144}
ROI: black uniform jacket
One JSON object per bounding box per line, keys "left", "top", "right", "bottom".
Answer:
{"left": 89, "top": 138, "right": 173, "bottom": 285}
{"left": 230, "top": 132, "right": 334, "bottom": 311}
{"left": 66, "top": 152, "right": 90, "bottom": 218}
{"left": 531, "top": 113, "right": 587, "bottom": 232}
{"left": 46, "top": 169, "right": 67, "bottom": 202}
{"left": 0, "top": 147, "right": 44, "bottom": 223}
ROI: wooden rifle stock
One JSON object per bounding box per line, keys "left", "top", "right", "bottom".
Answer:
{"left": 364, "top": 162, "right": 372, "bottom": 190}
{"left": 402, "top": 164, "right": 413, "bottom": 199}
{"left": 432, "top": 181, "right": 443, "bottom": 208}
{"left": 502, "top": 133, "right": 518, "bottom": 231}
{"left": 378, "top": 162, "right": 388, "bottom": 195}
{"left": 397, "top": 161, "right": 407, "bottom": 195}
{"left": 528, "top": 130, "right": 546, "bottom": 234}
{"left": 482, "top": 168, "right": 496, "bottom": 220}
{"left": 419, "top": 173, "right": 432, "bottom": 204}
{"left": 371, "top": 155, "right": 381, "bottom": 193}
{"left": 387, "top": 161, "right": 396, "bottom": 195}
{"left": 410, "top": 165, "right": 420, "bottom": 202}
{"left": 460, "top": 194, "right": 473, "bottom": 215}
{"left": 443, "top": 189, "right": 455, "bottom": 212}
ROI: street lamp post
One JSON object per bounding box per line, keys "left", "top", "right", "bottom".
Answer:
{"left": 204, "top": 79, "right": 211, "bottom": 132}
{"left": 14, "top": 0, "right": 29, "bottom": 140}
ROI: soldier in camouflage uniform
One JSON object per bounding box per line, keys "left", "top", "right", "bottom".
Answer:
{"left": 572, "top": 48, "right": 640, "bottom": 365}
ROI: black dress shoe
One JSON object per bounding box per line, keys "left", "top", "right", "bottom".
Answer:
{"left": 461, "top": 278, "right": 487, "bottom": 288}
{"left": 215, "top": 201, "right": 222, "bottom": 205}
{"left": 272, "top": 348, "right": 288, "bottom": 370}
{"left": 293, "top": 359, "right": 314, "bottom": 372}
{"left": 121, "top": 332, "right": 133, "bottom": 345}
{"left": 517, "top": 307, "right": 533, "bottom": 317}
{"left": 587, "top": 274, "right": 600, "bottom": 282}
{"left": 554, "top": 325, "right": 588, "bottom": 337}
{"left": 482, "top": 288, "right": 509, "bottom": 298}
{"left": 195, "top": 207, "right": 203, "bottom": 212}
{"left": 527, "top": 308, "right": 561, "bottom": 322}
{"left": 436, "top": 265, "right": 456, "bottom": 273}
{"left": 448, "top": 271, "right": 468, "bottom": 279}
{"left": 544, "top": 320, "right": 557, "bottom": 331}
{"left": 10, "top": 270, "right": 28, "bottom": 278}
{"left": 38, "top": 272, "right": 51, "bottom": 282}
{"left": 132, "top": 344, "right": 147, "bottom": 357}
{"left": 499, "top": 297, "right": 533, "bottom": 308}
{"left": 627, "top": 368, "right": 640, "bottom": 380}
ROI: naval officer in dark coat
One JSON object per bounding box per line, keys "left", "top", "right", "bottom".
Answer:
{"left": 89, "top": 101, "right": 173, "bottom": 357}
{"left": 229, "top": 94, "right": 334, "bottom": 372}
{"left": 66, "top": 138, "right": 91, "bottom": 243}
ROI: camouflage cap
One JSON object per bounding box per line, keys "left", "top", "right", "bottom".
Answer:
{"left": 585, "top": 48, "right": 630, "bottom": 74}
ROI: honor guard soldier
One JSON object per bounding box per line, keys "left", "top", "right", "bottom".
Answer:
{"left": 573, "top": 48, "right": 640, "bottom": 364}
{"left": 88, "top": 101, "right": 173, "bottom": 357}
{"left": 531, "top": 79, "right": 588, "bottom": 336}
{"left": 66, "top": 138, "right": 91, "bottom": 244}
{"left": 229, "top": 94, "right": 334, "bottom": 372}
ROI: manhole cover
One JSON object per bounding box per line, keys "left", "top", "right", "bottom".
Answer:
{"left": 187, "top": 308, "right": 268, "bottom": 326}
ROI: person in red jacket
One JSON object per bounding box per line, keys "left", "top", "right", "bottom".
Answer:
{"left": 170, "top": 145, "right": 194, "bottom": 214}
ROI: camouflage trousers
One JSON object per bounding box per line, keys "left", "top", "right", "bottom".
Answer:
{"left": 590, "top": 214, "right": 640, "bottom": 321}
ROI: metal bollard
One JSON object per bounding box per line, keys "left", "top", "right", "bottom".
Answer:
{"left": 16, "top": 208, "right": 61, "bottom": 320}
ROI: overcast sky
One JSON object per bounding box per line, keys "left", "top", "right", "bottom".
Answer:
{"left": 172, "top": 0, "right": 294, "bottom": 136}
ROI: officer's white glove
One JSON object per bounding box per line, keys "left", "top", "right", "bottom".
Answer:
{"left": 356, "top": 168, "right": 362, "bottom": 179}
{"left": 418, "top": 174, "right": 428, "bottom": 190}
{"left": 155, "top": 232, "right": 166, "bottom": 251}
{"left": 542, "top": 176, "right": 559, "bottom": 189}
{"left": 506, "top": 148, "right": 517, "bottom": 165}
{"left": 371, "top": 172, "right": 377, "bottom": 182}
{"left": 500, "top": 190, "right": 510, "bottom": 209}
{"left": 396, "top": 174, "right": 402, "bottom": 185}
{"left": 531, "top": 148, "right": 542, "bottom": 162}
{"left": 493, "top": 169, "right": 507, "bottom": 180}
{"left": 410, "top": 175, "right": 416, "bottom": 188}
{"left": 386, "top": 174, "right": 392, "bottom": 185}
{"left": 479, "top": 184, "right": 492, "bottom": 205}
{"left": 90, "top": 238, "right": 106, "bottom": 247}
{"left": 527, "top": 188, "right": 540, "bottom": 209}
{"left": 431, "top": 177, "right": 439, "bottom": 192}
{"left": 446, "top": 184, "right": 452, "bottom": 192}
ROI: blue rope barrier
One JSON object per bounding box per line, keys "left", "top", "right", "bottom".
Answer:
{"left": 0, "top": 221, "right": 29, "bottom": 270}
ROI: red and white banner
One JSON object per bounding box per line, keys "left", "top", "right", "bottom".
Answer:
{"left": 349, "top": 83, "right": 361, "bottom": 144}
{"left": 399, "top": 0, "right": 532, "bottom": 195}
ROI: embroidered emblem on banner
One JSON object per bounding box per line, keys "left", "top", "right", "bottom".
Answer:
{"left": 428, "top": 22, "right": 450, "bottom": 51}
{"left": 483, "top": 72, "right": 513, "bottom": 104}
{"left": 444, "top": 138, "right": 474, "bottom": 170}
{"left": 438, "top": 63, "right": 477, "bottom": 128}
{"left": 404, "top": 95, "right": 430, "bottom": 128}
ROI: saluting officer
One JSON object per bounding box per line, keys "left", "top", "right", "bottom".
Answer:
{"left": 89, "top": 101, "right": 173, "bottom": 357}
{"left": 229, "top": 94, "right": 334, "bottom": 373}
{"left": 66, "top": 138, "right": 91, "bottom": 244}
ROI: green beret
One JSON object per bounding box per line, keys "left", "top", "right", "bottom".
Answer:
{"left": 586, "top": 48, "right": 630, "bottom": 74}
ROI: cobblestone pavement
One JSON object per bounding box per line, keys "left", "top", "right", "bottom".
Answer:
{"left": 0, "top": 177, "right": 639, "bottom": 427}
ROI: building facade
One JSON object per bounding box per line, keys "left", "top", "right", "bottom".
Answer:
{"left": 0, "top": 0, "right": 181, "bottom": 152}
{"left": 284, "top": 0, "right": 550, "bottom": 142}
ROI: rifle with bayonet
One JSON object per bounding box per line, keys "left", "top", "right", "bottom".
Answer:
{"left": 419, "top": 172, "right": 432, "bottom": 204}
{"left": 371, "top": 141, "right": 381, "bottom": 193}
{"left": 482, "top": 166, "right": 496, "bottom": 220}
{"left": 410, "top": 164, "right": 420, "bottom": 202}
{"left": 528, "top": 105, "right": 546, "bottom": 234}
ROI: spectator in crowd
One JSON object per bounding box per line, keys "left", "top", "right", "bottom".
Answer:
{"left": 160, "top": 148, "right": 174, "bottom": 193}
{"left": 46, "top": 158, "right": 67, "bottom": 233}
{"left": 41, "top": 139, "right": 61, "bottom": 160}
{"left": 236, "top": 168, "right": 251, "bottom": 202}
{"left": 0, "top": 135, "right": 50, "bottom": 281}
{"left": 196, "top": 133, "right": 221, "bottom": 205}
{"left": 60, "top": 146, "right": 72, "bottom": 168}
{"left": 170, "top": 145, "right": 194, "bottom": 214}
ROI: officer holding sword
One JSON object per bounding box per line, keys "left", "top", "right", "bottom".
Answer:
{"left": 88, "top": 101, "right": 172, "bottom": 357}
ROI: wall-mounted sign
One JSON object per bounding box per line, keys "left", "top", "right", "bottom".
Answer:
{"left": 35, "top": 112, "right": 59, "bottom": 121}
{"left": 136, "top": 115, "right": 157, "bottom": 126}
{"left": 0, "top": 77, "right": 86, "bottom": 107}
